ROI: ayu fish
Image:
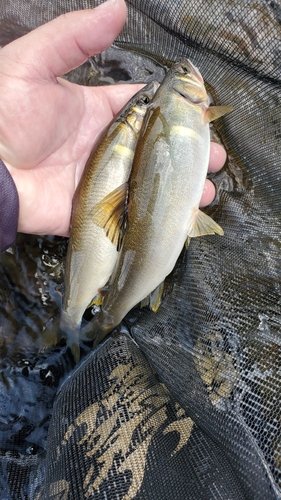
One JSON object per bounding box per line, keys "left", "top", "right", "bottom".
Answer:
{"left": 82, "top": 59, "right": 232, "bottom": 345}
{"left": 60, "top": 81, "right": 159, "bottom": 361}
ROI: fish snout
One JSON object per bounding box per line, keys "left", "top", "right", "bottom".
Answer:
{"left": 175, "top": 59, "right": 204, "bottom": 85}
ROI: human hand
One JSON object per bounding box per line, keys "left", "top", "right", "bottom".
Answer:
{"left": 0, "top": 0, "right": 226, "bottom": 238}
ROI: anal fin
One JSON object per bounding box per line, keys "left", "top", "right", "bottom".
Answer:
{"left": 141, "top": 281, "right": 165, "bottom": 313}
{"left": 187, "top": 209, "right": 224, "bottom": 239}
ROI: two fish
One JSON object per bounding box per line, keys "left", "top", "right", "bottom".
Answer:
{"left": 62, "top": 58, "right": 232, "bottom": 359}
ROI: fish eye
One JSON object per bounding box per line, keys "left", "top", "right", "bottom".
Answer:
{"left": 180, "top": 64, "right": 189, "bottom": 74}
{"left": 138, "top": 95, "right": 150, "bottom": 105}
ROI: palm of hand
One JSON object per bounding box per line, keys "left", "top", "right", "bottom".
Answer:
{"left": 1, "top": 73, "right": 138, "bottom": 235}
{"left": 0, "top": 3, "right": 226, "bottom": 238}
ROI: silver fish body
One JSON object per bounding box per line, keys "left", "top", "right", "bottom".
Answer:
{"left": 60, "top": 81, "right": 159, "bottom": 359}
{"left": 85, "top": 59, "right": 230, "bottom": 344}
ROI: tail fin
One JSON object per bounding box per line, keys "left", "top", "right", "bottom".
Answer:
{"left": 60, "top": 310, "right": 81, "bottom": 363}
{"left": 66, "top": 330, "right": 80, "bottom": 364}
{"left": 39, "top": 310, "right": 81, "bottom": 363}
{"left": 81, "top": 309, "right": 115, "bottom": 348}
{"left": 38, "top": 311, "right": 62, "bottom": 350}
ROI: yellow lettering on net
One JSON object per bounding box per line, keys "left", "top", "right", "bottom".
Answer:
{"left": 163, "top": 417, "right": 194, "bottom": 456}
{"left": 58, "top": 360, "right": 178, "bottom": 500}
{"left": 119, "top": 405, "right": 169, "bottom": 500}
{"left": 83, "top": 363, "right": 170, "bottom": 499}
{"left": 49, "top": 479, "right": 69, "bottom": 500}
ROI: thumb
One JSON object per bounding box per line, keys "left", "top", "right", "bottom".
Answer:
{"left": 1, "top": 0, "right": 127, "bottom": 80}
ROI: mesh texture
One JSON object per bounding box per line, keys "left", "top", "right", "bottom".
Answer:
{"left": 0, "top": 0, "right": 280, "bottom": 499}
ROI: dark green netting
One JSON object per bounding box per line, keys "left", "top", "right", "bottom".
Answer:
{"left": 0, "top": 1, "right": 280, "bottom": 499}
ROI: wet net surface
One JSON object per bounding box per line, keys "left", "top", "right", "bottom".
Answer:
{"left": 0, "top": 0, "right": 281, "bottom": 499}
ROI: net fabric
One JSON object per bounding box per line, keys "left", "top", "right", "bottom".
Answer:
{"left": 42, "top": 332, "right": 246, "bottom": 500}
{"left": 0, "top": 0, "right": 280, "bottom": 499}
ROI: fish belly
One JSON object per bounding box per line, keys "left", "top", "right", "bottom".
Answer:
{"left": 62, "top": 223, "right": 118, "bottom": 329}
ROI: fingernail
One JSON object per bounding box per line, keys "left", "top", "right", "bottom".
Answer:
{"left": 95, "top": 0, "right": 120, "bottom": 10}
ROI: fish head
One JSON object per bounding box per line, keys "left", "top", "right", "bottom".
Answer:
{"left": 126, "top": 80, "right": 160, "bottom": 133}
{"left": 171, "top": 59, "right": 210, "bottom": 108}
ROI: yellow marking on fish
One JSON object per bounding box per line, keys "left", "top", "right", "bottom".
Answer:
{"left": 113, "top": 144, "right": 134, "bottom": 159}
{"left": 170, "top": 125, "right": 199, "bottom": 139}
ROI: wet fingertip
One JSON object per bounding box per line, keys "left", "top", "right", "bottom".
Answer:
{"left": 208, "top": 142, "right": 227, "bottom": 173}
{"left": 199, "top": 179, "right": 216, "bottom": 207}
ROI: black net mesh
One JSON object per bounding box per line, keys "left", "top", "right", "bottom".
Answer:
{"left": 0, "top": 1, "right": 280, "bottom": 499}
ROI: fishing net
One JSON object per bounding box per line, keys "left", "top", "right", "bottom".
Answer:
{"left": 0, "top": 0, "right": 280, "bottom": 498}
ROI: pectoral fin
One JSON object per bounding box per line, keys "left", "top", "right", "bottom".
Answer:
{"left": 186, "top": 209, "right": 224, "bottom": 240}
{"left": 69, "top": 340, "right": 80, "bottom": 364}
{"left": 91, "top": 183, "right": 129, "bottom": 251}
{"left": 87, "top": 291, "right": 103, "bottom": 308}
{"left": 205, "top": 105, "right": 233, "bottom": 123}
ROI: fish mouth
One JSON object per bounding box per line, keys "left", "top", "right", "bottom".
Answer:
{"left": 172, "top": 81, "right": 209, "bottom": 105}
{"left": 172, "top": 82, "right": 200, "bottom": 99}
